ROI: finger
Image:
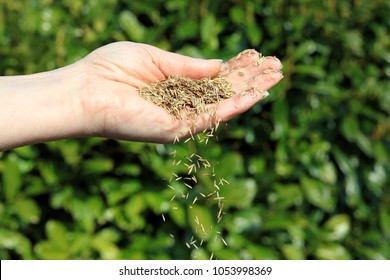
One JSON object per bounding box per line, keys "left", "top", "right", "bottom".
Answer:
{"left": 161, "top": 56, "right": 222, "bottom": 79}
{"left": 216, "top": 71, "right": 283, "bottom": 121}
{"left": 144, "top": 45, "right": 222, "bottom": 79}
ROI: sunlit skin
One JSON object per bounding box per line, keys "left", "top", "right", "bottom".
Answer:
{"left": 0, "top": 42, "right": 283, "bottom": 151}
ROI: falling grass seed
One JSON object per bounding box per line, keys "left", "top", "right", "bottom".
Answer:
{"left": 138, "top": 73, "right": 236, "bottom": 251}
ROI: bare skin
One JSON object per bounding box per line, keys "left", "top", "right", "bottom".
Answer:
{"left": 0, "top": 42, "right": 283, "bottom": 151}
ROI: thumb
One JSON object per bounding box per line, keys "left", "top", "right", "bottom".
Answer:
{"left": 149, "top": 46, "right": 222, "bottom": 79}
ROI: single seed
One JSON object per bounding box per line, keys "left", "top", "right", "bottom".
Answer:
{"left": 217, "top": 208, "right": 223, "bottom": 219}
{"left": 207, "top": 191, "right": 216, "bottom": 197}
{"left": 200, "top": 224, "right": 206, "bottom": 234}
{"left": 186, "top": 156, "right": 193, "bottom": 162}
{"left": 222, "top": 178, "right": 230, "bottom": 184}
{"left": 221, "top": 237, "right": 228, "bottom": 246}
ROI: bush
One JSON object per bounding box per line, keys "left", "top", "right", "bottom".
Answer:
{"left": 1, "top": 0, "right": 389, "bottom": 260}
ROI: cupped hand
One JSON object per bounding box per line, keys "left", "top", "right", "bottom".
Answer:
{"left": 79, "top": 42, "right": 283, "bottom": 143}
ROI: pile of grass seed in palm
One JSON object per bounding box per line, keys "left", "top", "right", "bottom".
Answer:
{"left": 139, "top": 76, "right": 234, "bottom": 122}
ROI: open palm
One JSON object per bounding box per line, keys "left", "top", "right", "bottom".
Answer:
{"left": 80, "top": 42, "right": 283, "bottom": 143}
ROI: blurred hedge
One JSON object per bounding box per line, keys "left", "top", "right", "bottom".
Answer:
{"left": 1, "top": 0, "right": 390, "bottom": 260}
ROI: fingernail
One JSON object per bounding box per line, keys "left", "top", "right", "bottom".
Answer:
{"left": 263, "top": 91, "right": 270, "bottom": 98}
{"left": 210, "top": 59, "right": 224, "bottom": 63}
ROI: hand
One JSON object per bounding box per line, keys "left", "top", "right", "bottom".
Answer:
{"left": 79, "top": 42, "right": 283, "bottom": 143}
{"left": 0, "top": 42, "right": 283, "bottom": 151}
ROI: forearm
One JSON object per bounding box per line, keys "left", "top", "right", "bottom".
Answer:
{"left": 0, "top": 64, "right": 86, "bottom": 151}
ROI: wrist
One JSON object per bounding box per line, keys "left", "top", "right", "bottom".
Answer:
{"left": 0, "top": 63, "right": 87, "bottom": 150}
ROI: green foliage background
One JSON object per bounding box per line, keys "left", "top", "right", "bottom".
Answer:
{"left": 1, "top": 0, "right": 390, "bottom": 260}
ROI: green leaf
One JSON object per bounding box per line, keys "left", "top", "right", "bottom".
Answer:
{"left": 2, "top": 155, "right": 22, "bottom": 201}
{"left": 216, "top": 152, "right": 244, "bottom": 178}
{"left": 81, "top": 158, "right": 113, "bottom": 175}
{"left": 246, "top": 244, "right": 279, "bottom": 259}
{"left": 300, "top": 177, "right": 335, "bottom": 212}
{"left": 115, "top": 164, "right": 141, "bottom": 176}
{"left": 295, "top": 64, "right": 325, "bottom": 79}
{"left": 340, "top": 116, "right": 373, "bottom": 156}
{"left": 0, "top": 229, "right": 32, "bottom": 259}
{"left": 270, "top": 184, "right": 303, "bottom": 209}
{"left": 315, "top": 244, "right": 351, "bottom": 260}
{"left": 145, "top": 191, "right": 170, "bottom": 213}
{"left": 345, "top": 173, "right": 361, "bottom": 207}
{"left": 119, "top": 11, "right": 145, "bottom": 42}
{"left": 124, "top": 194, "right": 146, "bottom": 231}
{"left": 200, "top": 14, "right": 219, "bottom": 50}
{"left": 246, "top": 20, "right": 262, "bottom": 46}
{"left": 230, "top": 6, "right": 245, "bottom": 23}
{"left": 272, "top": 100, "right": 289, "bottom": 139}
{"left": 293, "top": 41, "right": 317, "bottom": 61}
{"left": 69, "top": 197, "right": 104, "bottom": 233}
{"left": 188, "top": 205, "right": 214, "bottom": 240}
{"left": 321, "top": 214, "right": 350, "bottom": 241}
{"left": 91, "top": 239, "right": 120, "bottom": 260}
{"left": 35, "top": 241, "right": 69, "bottom": 260}
{"left": 281, "top": 244, "right": 305, "bottom": 260}
{"left": 379, "top": 208, "right": 390, "bottom": 238}
{"left": 230, "top": 209, "right": 262, "bottom": 233}
{"left": 222, "top": 178, "right": 257, "bottom": 208}
{"left": 168, "top": 202, "right": 186, "bottom": 227}
{"left": 12, "top": 146, "right": 37, "bottom": 159}
{"left": 14, "top": 198, "right": 41, "bottom": 224}
{"left": 46, "top": 220, "right": 69, "bottom": 250}
{"left": 105, "top": 181, "right": 141, "bottom": 205}
{"left": 38, "top": 161, "right": 58, "bottom": 186}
